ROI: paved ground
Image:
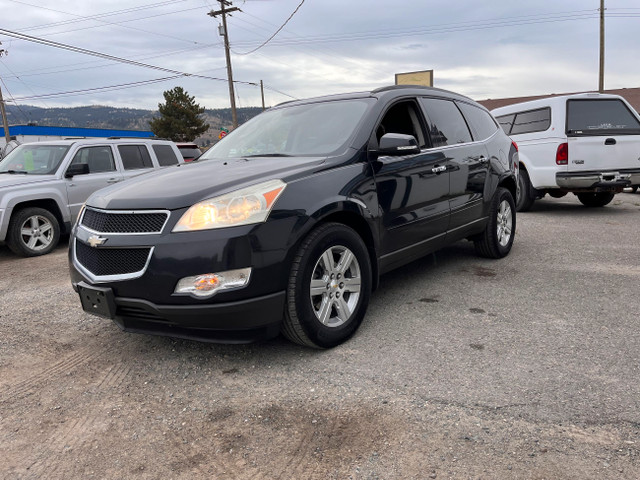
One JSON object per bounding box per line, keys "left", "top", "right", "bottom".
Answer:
{"left": 1, "top": 192, "right": 639, "bottom": 479}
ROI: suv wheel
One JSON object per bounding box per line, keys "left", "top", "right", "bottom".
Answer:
{"left": 474, "top": 187, "right": 516, "bottom": 259}
{"left": 576, "top": 192, "right": 615, "bottom": 208}
{"left": 516, "top": 169, "right": 535, "bottom": 212}
{"left": 282, "top": 223, "right": 372, "bottom": 349}
{"left": 7, "top": 207, "right": 60, "bottom": 257}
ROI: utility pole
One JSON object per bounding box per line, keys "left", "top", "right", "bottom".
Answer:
{"left": 260, "top": 80, "right": 265, "bottom": 111}
{"left": 599, "top": 0, "right": 605, "bottom": 93}
{"left": 0, "top": 43, "right": 10, "bottom": 145}
{"left": 208, "top": 1, "right": 240, "bottom": 129}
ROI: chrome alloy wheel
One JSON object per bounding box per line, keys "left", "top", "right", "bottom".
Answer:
{"left": 309, "top": 245, "right": 362, "bottom": 328}
{"left": 496, "top": 199, "right": 513, "bottom": 247}
{"left": 19, "top": 214, "right": 55, "bottom": 251}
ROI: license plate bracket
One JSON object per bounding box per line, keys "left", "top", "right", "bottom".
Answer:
{"left": 78, "top": 282, "right": 116, "bottom": 319}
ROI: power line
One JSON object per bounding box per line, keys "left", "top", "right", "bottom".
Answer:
{"left": 234, "top": 0, "right": 305, "bottom": 55}
{"left": 9, "top": 75, "right": 185, "bottom": 101}
{"left": 0, "top": 27, "right": 235, "bottom": 83}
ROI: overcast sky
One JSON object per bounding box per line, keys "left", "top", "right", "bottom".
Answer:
{"left": 0, "top": 0, "right": 639, "bottom": 115}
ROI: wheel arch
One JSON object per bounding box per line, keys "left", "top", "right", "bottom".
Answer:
{"left": 314, "top": 210, "right": 379, "bottom": 290}
{"left": 287, "top": 203, "right": 380, "bottom": 292}
{"left": 10, "top": 199, "right": 66, "bottom": 234}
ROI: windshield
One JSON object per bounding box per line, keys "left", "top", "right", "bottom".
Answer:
{"left": 0, "top": 144, "right": 70, "bottom": 174}
{"left": 199, "top": 98, "right": 372, "bottom": 160}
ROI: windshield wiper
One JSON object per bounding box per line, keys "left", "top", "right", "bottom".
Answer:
{"left": 0, "top": 170, "right": 29, "bottom": 174}
{"left": 243, "top": 153, "right": 293, "bottom": 158}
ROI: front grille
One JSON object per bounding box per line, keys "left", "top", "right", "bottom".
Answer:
{"left": 75, "top": 240, "right": 151, "bottom": 277}
{"left": 81, "top": 208, "right": 168, "bottom": 234}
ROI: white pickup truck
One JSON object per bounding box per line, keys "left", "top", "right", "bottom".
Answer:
{"left": 0, "top": 137, "right": 184, "bottom": 256}
{"left": 492, "top": 93, "right": 640, "bottom": 210}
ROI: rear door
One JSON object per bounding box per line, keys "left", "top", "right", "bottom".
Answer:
{"left": 566, "top": 98, "right": 640, "bottom": 173}
{"left": 117, "top": 144, "right": 156, "bottom": 180}
{"left": 419, "top": 97, "right": 488, "bottom": 232}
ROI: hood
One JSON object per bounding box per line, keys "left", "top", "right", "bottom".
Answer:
{"left": 88, "top": 156, "right": 328, "bottom": 210}
{"left": 0, "top": 174, "right": 58, "bottom": 189}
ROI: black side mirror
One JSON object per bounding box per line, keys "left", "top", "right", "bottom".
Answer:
{"left": 65, "top": 163, "right": 90, "bottom": 178}
{"left": 377, "top": 133, "right": 420, "bottom": 156}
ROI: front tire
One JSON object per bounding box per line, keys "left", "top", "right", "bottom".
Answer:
{"left": 282, "top": 223, "right": 372, "bottom": 349}
{"left": 474, "top": 187, "right": 516, "bottom": 259}
{"left": 7, "top": 207, "right": 61, "bottom": 257}
{"left": 576, "top": 192, "right": 614, "bottom": 207}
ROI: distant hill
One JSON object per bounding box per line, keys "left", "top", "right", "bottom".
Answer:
{"left": 4, "top": 104, "right": 264, "bottom": 146}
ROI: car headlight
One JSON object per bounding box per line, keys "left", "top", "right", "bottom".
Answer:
{"left": 173, "top": 179, "right": 286, "bottom": 232}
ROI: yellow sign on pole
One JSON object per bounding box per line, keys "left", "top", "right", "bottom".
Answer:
{"left": 395, "top": 70, "right": 434, "bottom": 87}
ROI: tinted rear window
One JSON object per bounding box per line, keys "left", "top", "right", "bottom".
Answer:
{"left": 153, "top": 144, "right": 180, "bottom": 166}
{"left": 495, "top": 114, "right": 515, "bottom": 134}
{"left": 118, "top": 145, "right": 153, "bottom": 170}
{"left": 567, "top": 99, "right": 640, "bottom": 135}
{"left": 420, "top": 97, "right": 472, "bottom": 147}
{"left": 509, "top": 108, "right": 551, "bottom": 135}
{"left": 457, "top": 102, "right": 498, "bottom": 141}
{"left": 178, "top": 147, "right": 201, "bottom": 160}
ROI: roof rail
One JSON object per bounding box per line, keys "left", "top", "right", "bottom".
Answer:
{"left": 106, "top": 136, "right": 161, "bottom": 140}
{"left": 371, "top": 85, "right": 435, "bottom": 94}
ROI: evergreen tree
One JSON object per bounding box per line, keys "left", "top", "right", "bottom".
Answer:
{"left": 149, "top": 87, "right": 209, "bottom": 142}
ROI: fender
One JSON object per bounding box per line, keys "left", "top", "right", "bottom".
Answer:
{"left": 0, "top": 184, "right": 70, "bottom": 241}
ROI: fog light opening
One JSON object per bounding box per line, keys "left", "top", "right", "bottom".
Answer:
{"left": 175, "top": 268, "right": 251, "bottom": 298}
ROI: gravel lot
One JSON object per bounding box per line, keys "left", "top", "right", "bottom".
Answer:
{"left": 1, "top": 192, "right": 640, "bottom": 479}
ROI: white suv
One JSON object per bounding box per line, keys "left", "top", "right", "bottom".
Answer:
{"left": 0, "top": 137, "right": 184, "bottom": 256}
{"left": 492, "top": 93, "right": 640, "bottom": 210}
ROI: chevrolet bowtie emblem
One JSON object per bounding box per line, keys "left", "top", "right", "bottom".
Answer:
{"left": 87, "top": 235, "right": 107, "bottom": 248}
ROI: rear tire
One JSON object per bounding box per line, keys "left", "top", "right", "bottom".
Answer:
{"left": 282, "top": 223, "right": 372, "bottom": 349}
{"left": 515, "top": 169, "right": 535, "bottom": 212}
{"left": 474, "top": 187, "right": 516, "bottom": 259}
{"left": 7, "top": 207, "right": 60, "bottom": 257}
{"left": 576, "top": 192, "right": 614, "bottom": 207}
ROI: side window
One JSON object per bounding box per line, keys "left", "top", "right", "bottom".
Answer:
{"left": 419, "top": 98, "right": 472, "bottom": 147}
{"left": 152, "top": 144, "right": 180, "bottom": 166}
{"left": 495, "top": 114, "right": 515, "bottom": 134}
{"left": 510, "top": 108, "right": 551, "bottom": 135}
{"left": 376, "top": 100, "right": 427, "bottom": 148}
{"left": 118, "top": 145, "right": 154, "bottom": 170}
{"left": 457, "top": 102, "right": 499, "bottom": 141}
{"left": 70, "top": 146, "right": 115, "bottom": 173}
{"left": 567, "top": 99, "right": 640, "bottom": 135}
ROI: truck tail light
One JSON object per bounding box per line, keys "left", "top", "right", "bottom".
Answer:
{"left": 512, "top": 140, "right": 518, "bottom": 152}
{"left": 556, "top": 143, "right": 568, "bottom": 165}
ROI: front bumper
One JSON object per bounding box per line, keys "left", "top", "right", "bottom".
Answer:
{"left": 556, "top": 169, "right": 640, "bottom": 191}
{"left": 71, "top": 279, "right": 285, "bottom": 343}
{"left": 69, "top": 208, "right": 300, "bottom": 343}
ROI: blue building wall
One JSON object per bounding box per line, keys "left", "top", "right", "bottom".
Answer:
{"left": 0, "top": 125, "right": 155, "bottom": 138}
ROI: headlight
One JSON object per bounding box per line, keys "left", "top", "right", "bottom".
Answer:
{"left": 173, "top": 179, "right": 286, "bottom": 232}
{"left": 75, "top": 203, "right": 86, "bottom": 226}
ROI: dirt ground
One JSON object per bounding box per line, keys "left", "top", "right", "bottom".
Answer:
{"left": 2, "top": 194, "right": 640, "bottom": 479}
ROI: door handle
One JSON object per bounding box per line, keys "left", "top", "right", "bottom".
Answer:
{"left": 107, "top": 178, "right": 121, "bottom": 184}
{"left": 479, "top": 156, "right": 489, "bottom": 164}
{"left": 605, "top": 138, "right": 616, "bottom": 145}
{"left": 431, "top": 165, "right": 447, "bottom": 174}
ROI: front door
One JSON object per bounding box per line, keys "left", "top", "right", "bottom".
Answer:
{"left": 65, "top": 146, "right": 123, "bottom": 222}
{"left": 373, "top": 100, "right": 451, "bottom": 271}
